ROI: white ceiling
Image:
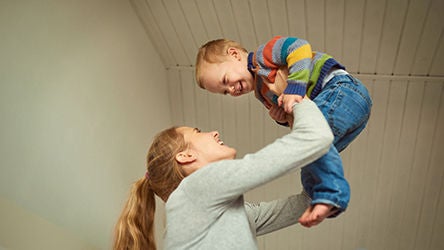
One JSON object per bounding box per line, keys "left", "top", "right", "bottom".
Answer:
{"left": 131, "top": 0, "right": 444, "bottom": 76}
{"left": 129, "top": 0, "right": 444, "bottom": 161}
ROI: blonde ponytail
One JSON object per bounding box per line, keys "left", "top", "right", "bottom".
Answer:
{"left": 113, "top": 178, "right": 156, "bottom": 250}
{"left": 113, "top": 127, "right": 187, "bottom": 249}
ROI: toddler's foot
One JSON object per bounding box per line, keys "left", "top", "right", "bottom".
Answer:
{"left": 298, "top": 203, "right": 336, "bottom": 228}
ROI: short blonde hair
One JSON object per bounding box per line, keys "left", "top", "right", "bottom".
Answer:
{"left": 195, "top": 39, "right": 247, "bottom": 88}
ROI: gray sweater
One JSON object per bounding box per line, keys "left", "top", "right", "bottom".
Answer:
{"left": 164, "top": 99, "right": 333, "bottom": 249}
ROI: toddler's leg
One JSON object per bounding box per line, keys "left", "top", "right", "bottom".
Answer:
{"left": 314, "top": 74, "right": 372, "bottom": 152}
{"left": 299, "top": 203, "right": 337, "bottom": 227}
{"left": 298, "top": 145, "right": 350, "bottom": 227}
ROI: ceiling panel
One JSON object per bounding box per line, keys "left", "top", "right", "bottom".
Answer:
{"left": 129, "top": 1, "right": 444, "bottom": 249}
{"left": 132, "top": 0, "right": 443, "bottom": 76}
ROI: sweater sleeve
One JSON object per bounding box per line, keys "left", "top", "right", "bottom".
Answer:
{"left": 245, "top": 192, "right": 311, "bottom": 236}
{"left": 257, "top": 36, "right": 313, "bottom": 97}
{"left": 182, "top": 98, "right": 333, "bottom": 215}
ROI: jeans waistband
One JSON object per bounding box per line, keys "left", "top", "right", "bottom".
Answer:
{"left": 321, "top": 68, "right": 349, "bottom": 88}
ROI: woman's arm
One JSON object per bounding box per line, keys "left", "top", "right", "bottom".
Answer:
{"left": 245, "top": 192, "right": 311, "bottom": 236}
{"left": 183, "top": 98, "right": 333, "bottom": 209}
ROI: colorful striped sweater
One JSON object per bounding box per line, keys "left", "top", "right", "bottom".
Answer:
{"left": 248, "top": 36, "right": 345, "bottom": 108}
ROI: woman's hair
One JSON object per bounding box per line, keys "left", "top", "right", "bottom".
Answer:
{"left": 195, "top": 39, "right": 247, "bottom": 89}
{"left": 113, "top": 127, "right": 187, "bottom": 250}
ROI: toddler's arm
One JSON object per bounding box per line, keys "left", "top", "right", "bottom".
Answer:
{"left": 258, "top": 36, "right": 313, "bottom": 113}
{"left": 278, "top": 94, "right": 305, "bottom": 114}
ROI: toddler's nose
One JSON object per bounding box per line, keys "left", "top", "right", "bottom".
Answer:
{"left": 228, "top": 85, "right": 235, "bottom": 94}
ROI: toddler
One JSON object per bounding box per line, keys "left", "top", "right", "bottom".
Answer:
{"left": 195, "top": 36, "right": 372, "bottom": 227}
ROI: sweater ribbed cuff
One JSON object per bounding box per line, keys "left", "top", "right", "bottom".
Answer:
{"left": 284, "top": 83, "right": 306, "bottom": 96}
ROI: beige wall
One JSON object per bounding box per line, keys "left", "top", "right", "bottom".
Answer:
{"left": 0, "top": 197, "right": 97, "bottom": 250}
{"left": 0, "top": 0, "right": 171, "bottom": 249}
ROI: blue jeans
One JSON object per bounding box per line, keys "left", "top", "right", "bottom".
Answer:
{"left": 301, "top": 74, "right": 372, "bottom": 217}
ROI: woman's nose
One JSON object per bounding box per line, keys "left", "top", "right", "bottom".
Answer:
{"left": 212, "top": 131, "right": 219, "bottom": 137}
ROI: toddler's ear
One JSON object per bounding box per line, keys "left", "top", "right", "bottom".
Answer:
{"left": 227, "top": 47, "right": 241, "bottom": 60}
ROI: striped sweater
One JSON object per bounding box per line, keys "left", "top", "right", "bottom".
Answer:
{"left": 248, "top": 36, "right": 345, "bottom": 104}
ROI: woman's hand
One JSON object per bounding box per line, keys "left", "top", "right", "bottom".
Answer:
{"left": 269, "top": 104, "right": 287, "bottom": 123}
{"left": 269, "top": 104, "right": 294, "bottom": 128}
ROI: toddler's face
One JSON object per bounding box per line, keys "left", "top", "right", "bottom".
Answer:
{"left": 199, "top": 54, "right": 254, "bottom": 97}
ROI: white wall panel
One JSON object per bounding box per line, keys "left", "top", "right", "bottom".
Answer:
{"left": 411, "top": 0, "right": 444, "bottom": 75}
{"left": 135, "top": 0, "right": 444, "bottom": 248}
{"left": 267, "top": 0, "right": 289, "bottom": 37}
{"left": 431, "top": 151, "right": 444, "bottom": 250}
{"left": 388, "top": 80, "right": 425, "bottom": 249}
{"left": 342, "top": 0, "right": 365, "bottom": 73}
{"left": 234, "top": 95, "right": 251, "bottom": 157}
{"left": 180, "top": 69, "right": 198, "bottom": 126}
{"left": 231, "top": 0, "right": 257, "bottom": 49}
{"left": 179, "top": 0, "right": 210, "bottom": 48}
{"left": 430, "top": 37, "right": 444, "bottom": 76}
{"left": 213, "top": 0, "right": 241, "bottom": 41}
{"left": 401, "top": 81, "right": 442, "bottom": 250}
{"left": 130, "top": 0, "right": 175, "bottom": 65}
{"left": 194, "top": 81, "right": 211, "bottom": 131}
{"left": 394, "top": 0, "right": 431, "bottom": 75}
{"left": 163, "top": 0, "right": 198, "bottom": 64}
{"left": 373, "top": 80, "right": 408, "bottom": 249}
{"left": 305, "top": 0, "right": 326, "bottom": 51}
{"left": 325, "top": 0, "right": 345, "bottom": 61}
{"left": 205, "top": 92, "right": 224, "bottom": 132}
{"left": 250, "top": 0, "right": 273, "bottom": 44}
{"left": 286, "top": 0, "right": 307, "bottom": 39}
{"left": 166, "top": 69, "right": 184, "bottom": 124}
{"left": 248, "top": 94, "right": 266, "bottom": 153}
{"left": 164, "top": 65, "right": 444, "bottom": 250}
{"left": 144, "top": 0, "right": 190, "bottom": 65}
{"left": 135, "top": 0, "right": 444, "bottom": 76}
{"left": 359, "top": 0, "right": 385, "bottom": 74}
{"left": 376, "top": 0, "right": 408, "bottom": 74}
{"left": 361, "top": 79, "right": 390, "bottom": 248}
{"left": 195, "top": 0, "right": 223, "bottom": 39}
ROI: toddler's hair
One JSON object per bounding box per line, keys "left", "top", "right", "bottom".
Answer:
{"left": 195, "top": 39, "right": 247, "bottom": 88}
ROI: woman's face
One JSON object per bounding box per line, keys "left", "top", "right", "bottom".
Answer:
{"left": 177, "top": 127, "right": 236, "bottom": 165}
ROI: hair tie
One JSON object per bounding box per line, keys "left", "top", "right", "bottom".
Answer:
{"left": 145, "top": 171, "right": 150, "bottom": 180}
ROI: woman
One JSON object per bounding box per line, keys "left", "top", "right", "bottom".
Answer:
{"left": 113, "top": 97, "right": 333, "bottom": 250}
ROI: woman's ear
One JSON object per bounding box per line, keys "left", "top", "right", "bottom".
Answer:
{"left": 175, "top": 150, "right": 196, "bottom": 164}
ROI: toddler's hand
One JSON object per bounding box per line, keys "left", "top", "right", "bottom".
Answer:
{"left": 278, "top": 94, "right": 304, "bottom": 113}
